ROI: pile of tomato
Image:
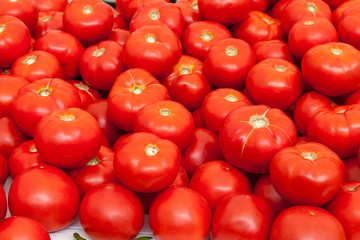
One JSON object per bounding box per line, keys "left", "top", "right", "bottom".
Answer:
{"left": 0, "top": 0, "right": 360, "bottom": 239}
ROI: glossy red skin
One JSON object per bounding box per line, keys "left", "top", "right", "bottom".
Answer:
{"left": 220, "top": 105, "right": 297, "bottom": 173}
{"left": 0, "top": 117, "right": 28, "bottom": 160}
{"left": 346, "top": 88, "right": 360, "bottom": 105}
{"left": 270, "top": 0, "right": 292, "bottom": 20}
{"left": 212, "top": 193, "right": 275, "bottom": 240}
{"left": 0, "top": 185, "right": 6, "bottom": 220}
{"left": 0, "top": 216, "right": 51, "bottom": 240}
{"left": 107, "top": 28, "right": 130, "bottom": 46}
{"left": 63, "top": 0, "right": 114, "bottom": 46}
{"left": 0, "top": 0, "right": 38, "bottom": 33}
{"left": 116, "top": 0, "right": 168, "bottom": 22}
{"left": 112, "top": 8, "right": 129, "bottom": 30}
{"left": 323, "top": 0, "right": 350, "bottom": 9}
{"left": 123, "top": 25, "right": 182, "bottom": 79}
{"left": 338, "top": 8, "right": 360, "bottom": 51}
{"left": 67, "top": 80, "right": 102, "bottom": 108}
{"left": 289, "top": 17, "right": 338, "bottom": 59}
{"left": 343, "top": 157, "right": 360, "bottom": 182}
{"left": 332, "top": 0, "right": 360, "bottom": 27}
{"left": 108, "top": 68, "right": 170, "bottom": 132}
{"left": 34, "top": 108, "right": 102, "bottom": 169}
{"left": 133, "top": 100, "right": 195, "bottom": 150}
{"left": 34, "top": 30, "right": 84, "bottom": 80}
{"left": 32, "top": 11, "right": 64, "bottom": 40}
{"left": 204, "top": 38, "right": 255, "bottom": 90}
{"left": 325, "top": 182, "right": 360, "bottom": 239}
{"left": 189, "top": 160, "right": 251, "bottom": 211}
{"left": 162, "top": 55, "right": 212, "bottom": 111}
{"left": 80, "top": 40, "right": 125, "bottom": 91}
{"left": 79, "top": 183, "right": 144, "bottom": 240}
{"left": 308, "top": 105, "right": 360, "bottom": 159}
{"left": 270, "top": 205, "right": 346, "bottom": 240}
{"left": 175, "top": 0, "right": 200, "bottom": 27}
{"left": 293, "top": 91, "right": 335, "bottom": 137}
{"left": 0, "top": 153, "right": 7, "bottom": 186}
{"left": 35, "top": 0, "right": 68, "bottom": 12}
{"left": 182, "top": 128, "right": 223, "bottom": 178}
{"left": 201, "top": 88, "right": 251, "bottom": 135}
{"left": 11, "top": 78, "right": 81, "bottom": 137}
{"left": 192, "top": 107, "right": 205, "bottom": 128}
{"left": 0, "top": 15, "right": 31, "bottom": 68}
{"left": 252, "top": 0, "right": 268, "bottom": 11}
{"left": 114, "top": 132, "right": 181, "bottom": 192}
{"left": 149, "top": 186, "right": 212, "bottom": 240}
{"left": 130, "top": 1, "right": 184, "bottom": 38}
{"left": 270, "top": 142, "right": 344, "bottom": 206}
{"left": 198, "top": 0, "right": 252, "bottom": 25}
{"left": 8, "top": 164, "right": 80, "bottom": 232}
{"left": 182, "top": 21, "right": 232, "bottom": 61}
{"left": 252, "top": 40, "right": 295, "bottom": 63}
{"left": 280, "top": 0, "right": 332, "bottom": 34}
{"left": 232, "top": 11, "right": 286, "bottom": 46}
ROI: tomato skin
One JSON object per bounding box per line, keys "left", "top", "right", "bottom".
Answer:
{"left": 0, "top": 153, "right": 7, "bottom": 186}
{"left": 212, "top": 193, "right": 275, "bottom": 240}
{"left": 116, "top": 0, "right": 168, "bottom": 22}
{"left": 192, "top": 107, "right": 205, "bottom": 128}
{"left": 112, "top": 8, "right": 129, "bottom": 30}
{"left": 107, "top": 28, "right": 130, "bottom": 46}
{"left": 252, "top": 40, "right": 296, "bottom": 63}
{"left": 149, "top": 186, "right": 212, "bottom": 240}
{"left": 270, "top": 205, "right": 346, "bottom": 240}
{"left": 346, "top": 88, "right": 360, "bottom": 105}
{"left": 67, "top": 80, "right": 102, "bottom": 108}
{"left": 175, "top": 0, "right": 200, "bottom": 27}
{"left": 33, "top": 11, "right": 64, "bottom": 40}
{"left": 270, "top": 0, "right": 292, "bottom": 20}
{"left": 220, "top": 105, "right": 297, "bottom": 173}
{"left": 79, "top": 183, "right": 144, "bottom": 240}
{"left": 338, "top": 9, "right": 360, "bottom": 51}
{"left": 343, "top": 157, "right": 360, "bottom": 182}
{"left": 35, "top": 0, "right": 68, "bottom": 12}
{"left": 332, "top": 0, "right": 360, "bottom": 28}
{"left": 8, "top": 164, "right": 80, "bottom": 232}
{"left": 0, "top": 184, "right": 6, "bottom": 220}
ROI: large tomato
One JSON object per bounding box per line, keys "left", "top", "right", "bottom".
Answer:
{"left": 116, "top": 0, "right": 168, "bottom": 22}
{"left": 32, "top": 11, "right": 64, "bottom": 40}
{"left": 175, "top": 0, "right": 200, "bottom": 27}
{"left": 337, "top": 7, "right": 360, "bottom": 50}
{"left": 252, "top": 40, "right": 295, "bottom": 63}
{"left": 35, "top": 0, "right": 68, "bottom": 12}
{"left": 67, "top": 80, "right": 102, "bottom": 108}
{"left": 107, "top": 28, "right": 130, "bottom": 46}
{"left": 332, "top": 0, "right": 360, "bottom": 27}
{"left": 346, "top": 88, "right": 360, "bottom": 105}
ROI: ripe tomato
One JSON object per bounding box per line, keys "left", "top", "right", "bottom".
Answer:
{"left": 149, "top": 186, "right": 212, "bottom": 240}
{"left": 270, "top": 0, "right": 292, "bottom": 20}
{"left": 32, "top": 11, "right": 64, "bottom": 40}
{"left": 253, "top": 0, "right": 268, "bottom": 11}
{"left": 204, "top": 38, "right": 255, "bottom": 89}
{"left": 343, "top": 157, "right": 360, "bottom": 182}
{"left": 212, "top": 193, "right": 275, "bottom": 240}
{"left": 175, "top": 0, "right": 200, "bottom": 27}
{"left": 337, "top": 7, "right": 360, "bottom": 50}
{"left": 8, "top": 164, "right": 80, "bottom": 232}
{"left": 220, "top": 105, "right": 297, "bottom": 173}
{"left": 35, "top": 0, "right": 68, "bottom": 12}
{"left": 107, "top": 28, "right": 130, "bottom": 46}
{"left": 0, "top": 184, "right": 5, "bottom": 220}
{"left": 116, "top": 0, "right": 168, "bottom": 22}
{"left": 112, "top": 8, "right": 128, "bottom": 30}
{"left": 345, "top": 88, "right": 360, "bottom": 105}
{"left": 79, "top": 183, "right": 144, "bottom": 240}
{"left": 270, "top": 206, "right": 346, "bottom": 240}
{"left": 192, "top": 107, "right": 205, "bottom": 128}
{"left": 332, "top": 0, "right": 360, "bottom": 28}
{"left": 0, "top": 153, "right": 7, "bottom": 186}
{"left": 67, "top": 80, "right": 102, "bottom": 108}
{"left": 252, "top": 40, "right": 295, "bottom": 63}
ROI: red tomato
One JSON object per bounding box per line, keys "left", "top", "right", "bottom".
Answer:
{"left": 0, "top": 184, "right": 5, "bottom": 220}
{"left": 346, "top": 88, "right": 360, "bottom": 104}
{"left": 175, "top": 0, "right": 200, "bottom": 27}
{"left": 149, "top": 186, "right": 212, "bottom": 240}
{"left": 252, "top": 40, "right": 295, "bottom": 63}
{"left": 201, "top": 88, "right": 251, "bottom": 135}
{"left": 32, "top": 11, "right": 64, "bottom": 40}
{"left": 270, "top": 205, "right": 346, "bottom": 240}
{"left": 63, "top": 0, "right": 114, "bottom": 46}
{"left": 323, "top": 0, "right": 350, "bottom": 9}
{"left": 182, "top": 21, "right": 231, "bottom": 61}
{"left": 172, "top": 165, "right": 189, "bottom": 187}
{"left": 232, "top": 11, "right": 286, "bottom": 46}
{"left": 107, "top": 68, "right": 170, "bottom": 132}
{"left": 338, "top": 7, "right": 360, "bottom": 51}
{"left": 123, "top": 25, "right": 182, "bottom": 79}
{"left": 343, "top": 157, "right": 360, "bottom": 182}
{"left": 112, "top": 7, "right": 129, "bottom": 30}
{"left": 270, "top": 0, "right": 292, "bottom": 20}
{"left": 116, "top": 0, "right": 168, "bottom": 22}
{"left": 0, "top": 216, "right": 51, "bottom": 240}
{"left": 204, "top": 38, "right": 255, "bottom": 89}
{"left": 212, "top": 193, "right": 275, "bottom": 240}
{"left": 162, "top": 55, "right": 212, "bottom": 111}
{"left": 252, "top": 0, "right": 268, "bottom": 12}
{"left": 79, "top": 183, "right": 144, "bottom": 240}
{"left": 0, "top": 153, "right": 7, "bottom": 186}
{"left": 34, "top": 108, "right": 102, "bottom": 169}
{"left": 295, "top": 136, "right": 311, "bottom": 145}
{"left": 220, "top": 105, "right": 297, "bottom": 173}
{"left": 107, "top": 28, "right": 130, "bottom": 46}
{"left": 192, "top": 107, "right": 205, "bottom": 128}
{"left": 67, "top": 80, "right": 102, "bottom": 108}
{"left": 0, "top": 15, "right": 31, "bottom": 68}
{"left": 35, "top": 0, "right": 68, "bottom": 12}
{"left": 182, "top": 128, "right": 223, "bottom": 178}
{"left": 133, "top": 100, "right": 195, "bottom": 150}
{"left": 198, "top": 0, "right": 252, "bottom": 25}
{"left": 8, "top": 164, "right": 80, "bottom": 232}
{"left": 332, "top": 0, "right": 360, "bottom": 27}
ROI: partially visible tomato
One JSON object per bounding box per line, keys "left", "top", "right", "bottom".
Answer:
{"left": 107, "top": 28, "right": 130, "bottom": 46}
{"left": 175, "top": 0, "right": 200, "bottom": 27}
{"left": 338, "top": 7, "right": 360, "bottom": 50}
{"left": 0, "top": 153, "right": 7, "bottom": 186}
{"left": 116, "top": 0, "right": 168, "bottom": 22}
{"left": 332, "top": 0, "right": 360, "bottom": 27}
{"left": 192, "top": 107, "right": 205, "bottom": 128}
{"left": 270, "top": 0, "right": 292, "bottom": 20}
{"left": 345, "top": 88, "right": 360, "bottom": 105}
{"left": 67, "top": 80, "right": 102, "bottom": 108}
{"left": 35, "top": 0, "right": 68, "bottom": 12}
{"left": 252, "top": 0, "right": 268, "bottom": 11}
{"left": 32, "top": 11, "right": 64, "bottom": 40}
{"left": 112, "top": 8, "right": 128, "bottom": 30}
{"left": 343, "top": 157, "right": 360, "bottom": 182}
{"left": 252, "top": 40, "right": 295, "bottom": 63}
{"left": 0, "top": 184, "right": 5, "bottom": 220}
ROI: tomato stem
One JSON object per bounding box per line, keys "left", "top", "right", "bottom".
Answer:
{"left": 134, "top": 237, "right": 153, "bottom": 240}
{"left": 73, "top": 233, "right": 87, "bottom": 240}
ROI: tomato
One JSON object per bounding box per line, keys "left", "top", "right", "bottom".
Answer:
{"left": 63, "top": 0, "right": 114, "bottom": 46}
{"left": 32, "top": 11, "right": 64, "bottom": 40}
{"left": 107, "top": 68, "right": 170, "bottom": 132}
{"left": 182, "top": 21, "right": 231, "bottom": 61}
{"left": 192, "top": 107, "right": 205, "bottom": 128}
{"left": 149, "top": 186, "right": 212, "bottom": 240}
{"left": 332, "top": 0, "right": 360, "bottom": 28}
{"left": 220, "top": 105, "right": 297, "bottom": 173}
{"left": 34, "top": 0, "right": 68, "bottom": 12}
{"left": 253, "top": 0, "right": 268, "bottom": 12}
{"left": 338, "top": 7, "right": 360, "bottom": 51}
{"left": 343, "top": 157, "right": 360, "bottom": 182}
{"left": 133, "top": 100, "right": 195, "bottom": 150}
{"left": 232, "top": 11, "right": 286, "bottom": 46}
{"left": 198, "top": 0, "right": 252, "bottom": 25}
{"left": 345, "top": 88, "right": 360, "bottom": 104}
{"left": 270, "top": 205, "right": 346, "bottom": 240}
{"left": 0, "top": 216, "right": 51, "bottom": 240}
{"left": 123, "top": 25, "right": 182, "bottom": 79}
{"left": 8, "top": 164, "right": 80, "bottom": 232}
{"left": 204, "top": 38, "right": 255, "bottom": 89}
{"left": 0, "top": 184, "right": 5, "bottom": 220}
{"left": 252, "top": 40, "right": 295, "bottom": 63}
{"left": 67, "top": 80, "right": 103, "bottom": 108}
{"left": 175, "top": 0, "right": 200, "bottom": 27}
{"left": 116, "top": 0, "right": 168, "bottom": 22}
{"left": 201, "top": 88, "right": 251, "bottom": 135}
{"left": 270, "top": 0, "right": 292, "bottom": 20}
{"left": 323, "top": 0, "right": 349, "bottom": 9}
{"left": 0, "top": 153, "right": 7, "bottom": 186}
{"left": 107, "top": 28, "right": 130, "bottom": 46}
{"left": 0, "top": 15, "right": 31, "bottom": 68}
{"left": 34, "top": 30, "right": 84, "bottom": 80}
{"left": 79, "top": 183, "right": 144, "bottom": 240}
{"left": 162, "top": 55, "right": 212, "bottom": 111}
{"left": 212, "top": 193, "right": 275, "bottom": 240}
{"left": 112, "top": 7, "right": 129, "bottom": 30}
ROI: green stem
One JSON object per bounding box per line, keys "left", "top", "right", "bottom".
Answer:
{"left": 73, "top": 233, "right": 87, "bottom": 240}
{"left": 134, "top": 237, "right": 153, "bottom": 240}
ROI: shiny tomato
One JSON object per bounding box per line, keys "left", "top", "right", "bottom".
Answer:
{"left": 162, "top": 55, "right": 212, "bottom": 111}
{"left": 192, "top": 107, "right": 205, "bottom": 128}
{"left": 332, "top": 0, "right": 360, "bottom": 27}
{"left": 252, "top": 0, "right": 268, "bottom": 11}
{"left": 149, "top": 186, "right": 212, "bottom": 240}
{"left": 220, "top": 105, "right": 297, "bottom": 173}
{"left": 270, "top": 206, "right": 346, "bottom": 240}
{"left": 32, "top": 11, "right": 64, "bottom": 40}
{"left": 8, "top": 164, "right": 80, "bottom": 232}
{"left": 270, "top": 0, "right": 292, "bottom": 20}
{"left": 338, "top": 7, "right": 360, "bottom": 50}
{"left": 204, "top": 38, "right": 255, "bottom": 89}
{"left": 107, "top": 28, "right": 130, "bottom": 46}
{"left": 175, "top": 0, "right": 200, "bottom": 27}
{"left": 0, "top": 184, "right": 5, "bottom": 220}
{"left": 114, "top": 132, "right": 181, "bottom": 192}
{"left": 212, "top": 193, "right": 275, "bottom": 240}
{"left": 345, "top": 88, "right": 360, "bottom": 105}
{"left": 116, "top": 0, "right": 168, "bottom": 22}
{"left": 107, "top": 68, "right": 170, "bottom": 132}
{"left": 67, "top": 80, "right": 102, "bottom": 108}
{"left": 79, "top": 183, "right": 144, "bottom": 240}
{"left": 0, "top": 15, "right": 31, "bottom": 68}
{"left": 343, "top": 157, "right": 360, "bottom": 182}
{"left": 35, "top": 0, "right": 68, "bottom": 12}
{"left": 112, "top": 7, "right": 129, "bottom": 30}
{"left": 252, "top": 40, "right": 295, "bottom": 63}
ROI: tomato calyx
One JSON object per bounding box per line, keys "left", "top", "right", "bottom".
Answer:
{"left": 145, "top": 34, "right": 157, "bottom": 43}
{"left": 180, "top": 66, "right": 192, "bottom": 75}
{"left": 92, "top": 48, "right": 106, "bottom": 57}
{"left": 309, "top": 211, "right": 316, "bottom": 216}
{"left": 148, "top": 9, "right": 160, "bottom": 21}
{"left": 29, "top": 145, "right": 37, "bottom": 153}
{"left": 40, "top": 16, "right": 52, "bottom": 23}
{"left": 201, "top": 32, "right": 213, "bottom": 42}
{"left": 73, "top": 233, "right": 87, "bottom": 240}
{"left": 131, "top": 85, "right": 144, "bottom": 95}
{"left": 145, "top": 144, "right": 159, "bottom": 156}
{"left": 304, "top": 20, "right": 316, "bottom": 25}
{"left": 74, "top": 82, "right": 90, "bottom": 91}
{"left": 86, "top": 157, "right": 100, "bottom": 166}
{"left": 347, "top": 184, "right": 360, "bottom": 192}
{"left": 23, "top": 55, "right": 37, "bottom": 65}
{"left": 225, "top": 46, "right": 238, "bottom": 56}
{"left": 135, "top": 237, "right": 153, "bottom": 240}
{"left": 307, "top": 3, "right": 318, "bottom": 13}
{"left": 262, "top": 18, "right": 273, "bottom": 25}
{"left": 159, "top": 108, "right": 171, "bottom": 116}
{"left": 60, "top": 115, "right": 76, "bottom": 121}
{"left": 330, "top": 48, "right": 343, "bottom": 56}
{"left": 301, "top": 152, "right": 318, "bottom": 163}
{"left": 38, "top": 88, "right": 52, "bottom": 97}
{"left": 249, "top": 115, "right": 269, "bottom": 129}
{"left": 0, "top": 25, "right": 5, "bottom": 34}
{"left": 191, "top": 0, "right": 199, "bottom": 10}
{"left": 274, "top": 66, "right": 286, "bottom": 72}
{"left": 224, "top": 94, "right": 238, "bottom": 102}
{"left": 82, "top": 5, "right": 93, "bottom": 15}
